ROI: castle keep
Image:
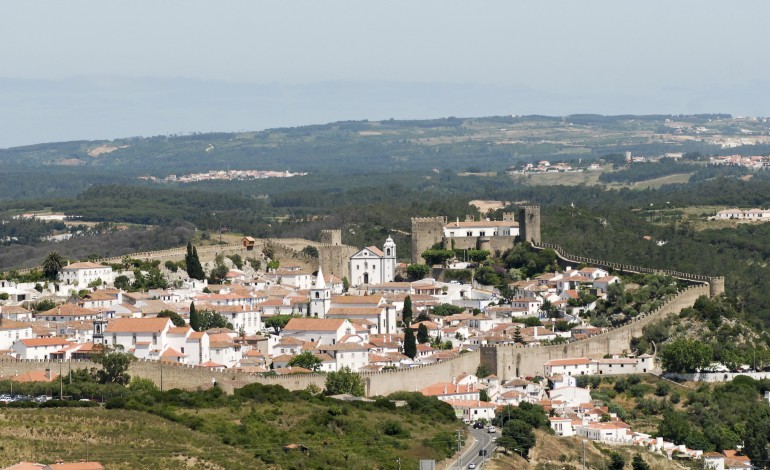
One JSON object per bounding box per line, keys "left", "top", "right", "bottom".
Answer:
{"left": 410, "top": 205, "right": 541, "bottom": 263}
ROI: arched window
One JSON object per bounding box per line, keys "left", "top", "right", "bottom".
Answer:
{"left": 315, "top": 292, "right": 320, "bottom": 299}
{"left": 386, "top": 248, "right": 391, "bottom": 256}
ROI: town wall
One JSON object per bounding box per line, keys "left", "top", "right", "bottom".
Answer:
{"left": 533, "top": 242, "right": 725, "bottom": 297}
{"left": 411, "top": 217, "right": 446, "bottom": 264}
{"left": 0, "top": 352, "right": 479, "bottom": 397}
{"left": 480, "top": 284, "right": 709, "bottom": 379}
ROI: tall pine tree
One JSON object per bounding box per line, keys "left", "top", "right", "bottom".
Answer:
{"left": 404, "top": 327, "right": 417, "bottom": 359}
{"left": 402, "top": 295, "right": 413, "bottom": 326}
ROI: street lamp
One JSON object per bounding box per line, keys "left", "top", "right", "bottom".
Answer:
{"left": 582, "top": 439, "right": 588, "bottom": 470}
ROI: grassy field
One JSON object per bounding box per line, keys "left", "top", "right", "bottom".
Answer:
{"left": 513, "top": 171, "right": 603, "bottom": 186}
{"left": 0, "top": 387, "right": 461, "bottom": 470}
{"left": 606, "top": 173, "right": 694, "bottom": 190}
{"left": 0, "top": 408, "right": 257, "bottom": 469}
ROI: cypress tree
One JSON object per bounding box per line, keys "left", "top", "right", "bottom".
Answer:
{"left": 404, "top": 327, "right": 417, "bottom": 359}
{"left": 402, "top": 295, "right": 413, "bottom": 326}
{"left": 189, "top": 302, "right": 201, "bottom": 332}
{"left": 417, "top": 323, "right": 430, "bottom": 344}
{"left": 186, "top": 244, "right": 205, "bottom": 280}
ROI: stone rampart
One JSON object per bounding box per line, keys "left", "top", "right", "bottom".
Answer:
{"left": 480, "top": 284, "right": 709, "bottom": 380}
{"left": 0, "top": 351, "right": 479, "bottom": 397}
{"left": 533, "top": 242, "right": 725, "bottom": 297}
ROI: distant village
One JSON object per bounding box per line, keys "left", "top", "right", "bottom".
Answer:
{"left": 138, "top": 169, "right": 307, "bottom": 183}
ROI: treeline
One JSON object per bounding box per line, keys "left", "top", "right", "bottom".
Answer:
{"left": 0, "top": 223, "right": 195, "bottom": 270}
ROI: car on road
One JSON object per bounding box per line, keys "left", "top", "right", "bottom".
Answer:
{"left": 467, "top": 464, "right": 477, "bottom": 469}
{"left": 487, "top": 426, "right": 496, "bottom": 433}
{"left": 472, "top": 422, "right": 484, "bottom": 429}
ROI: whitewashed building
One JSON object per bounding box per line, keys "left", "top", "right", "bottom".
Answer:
{"left": 59, "top": 262, "right": 114, "bottom": 287}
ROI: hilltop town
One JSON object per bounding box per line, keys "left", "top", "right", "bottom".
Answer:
{"left": 0, "top": 204, "right": 744, "bottom": 470}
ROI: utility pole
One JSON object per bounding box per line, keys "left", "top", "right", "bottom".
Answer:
{"left": 395, "top": 457, "right": 401, "bottom": 470}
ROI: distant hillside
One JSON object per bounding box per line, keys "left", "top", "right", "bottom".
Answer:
{"left": 0, "top": 113, "right": 752, "bottom": 200}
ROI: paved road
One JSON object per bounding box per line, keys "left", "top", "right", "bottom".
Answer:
{"left": 453, "top": 425, "right": 497, "bottom": 469}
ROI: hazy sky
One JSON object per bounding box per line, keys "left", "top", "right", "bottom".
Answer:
{"left": 1, "top": 1, "right": 768, "bottom": 147}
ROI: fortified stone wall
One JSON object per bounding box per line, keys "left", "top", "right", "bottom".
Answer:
{"left": 411, "top": 217, "right": 446, "bottom": 264}
{"left": 444, "top": 236, "right": 516, "bottom": 255}
{"left": 480, "top": 284, "right": 710, "bottom": 380}
{"left": 317, "top": 244, "right": 358, "bottom": 281}
{"left": 533, "top": 242, "right": 725, "bottom": 297}
{"left": 0, "top": 351, "right": 479, "bottom": 397}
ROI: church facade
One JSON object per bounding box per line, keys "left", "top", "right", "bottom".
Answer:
{"left": 348, "top": 236, "right": 397, "bottom": 287}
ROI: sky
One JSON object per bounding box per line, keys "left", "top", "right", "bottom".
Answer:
{"left": 1, "top": 1, "right": 768, "bottom": 147}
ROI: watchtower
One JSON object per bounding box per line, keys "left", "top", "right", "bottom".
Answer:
{"left": 410, "top": 217, "right": 446, "bottom": 264}
{"left": 518, "top": 205, "right": 541, "bottom": 245}
{"left": 320, "top": 229, "right": 342, "bottom": 246}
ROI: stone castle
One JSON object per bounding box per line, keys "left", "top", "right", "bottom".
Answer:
{"left": 410, "top": 204, "right": 541, "bottom": 263}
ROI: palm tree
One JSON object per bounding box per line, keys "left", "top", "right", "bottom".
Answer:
{"left": 42, "top": 251, "right": 65, "bottom": 280}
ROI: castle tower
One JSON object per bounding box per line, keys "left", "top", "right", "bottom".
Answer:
{"left": 518, "top": 205, "right": 541, "bottom": 245}
{"left": 383, "top": 235, "right": 397, "bottom": 283}
{"left": 320, "top": 229, "right": 342, "bottom": 246}
{"left": 309, "top": 266, "right": 331, "bottom": 318}
{"left": 410, "top": 217, "right": 446, "bottom": 264}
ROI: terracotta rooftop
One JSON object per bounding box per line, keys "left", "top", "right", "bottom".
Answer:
{"left": 106, "top": 317, "right": 170, "bottom": 333}
{"left": 284, "top": 318, "right": 346, "bottom": 331}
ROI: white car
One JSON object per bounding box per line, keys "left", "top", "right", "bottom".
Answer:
{"left": 487, "top": 426, "right": 496, "bottom": 433}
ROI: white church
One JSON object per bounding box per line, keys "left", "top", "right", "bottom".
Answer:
{"left": 348, "top": 236, "right": 397, "bottom": 287}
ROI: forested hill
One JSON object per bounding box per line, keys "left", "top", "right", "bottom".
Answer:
{"left": 0, "top": 113, "right": 757, "bottom": 200}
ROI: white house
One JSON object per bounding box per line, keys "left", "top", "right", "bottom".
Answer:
{"left": 593, "top": 276, "right": 620, "bottom": 293}
{"left": 207, "top": 305, "right": 262, "bottom": 336}
{"left": 38, "top": 304, "right": 101, "bottom": 322}
{"left": 349, "top": 237, "right": 397, "bottom": 287}
{"left": 544, "top": 357, "right": 594, "bottom": 376}
{"left": 316, "top": 342, "right": 371, "bottom": 371}
{"left": 549, "top": 416, "right": 577, "bottom": 437}
{"left": 510, "top": 297, "right": 543, "bottom": 317}
{"left": 207, "top": 332, "right": 242, "bottom": 368}
{"left": 165, "top": 326, "right": 210, "bottom": 366}
{"left": 444, "top": 399, "right": 497, "bottom": 422}
{"left": 575, "top": 421, "right": 632, "bottom": 443}
{"left": 282, "top": 318, "right": 354, "bottom": 345}
{"left": 59, "top": 262, "right": 114, "bottom": 287}
{"left": 105, "top": 317, "right": 173, "bottom": 360}
{"left": 0, "top": 319, "right": 33, "bottom": 350}
{"left": 13, "top": 337, "right": 73, "bottom": 360}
